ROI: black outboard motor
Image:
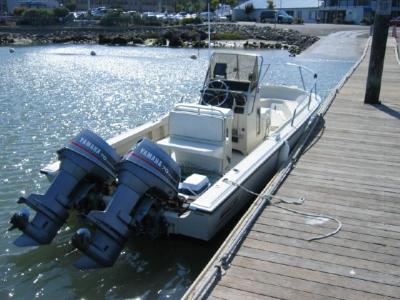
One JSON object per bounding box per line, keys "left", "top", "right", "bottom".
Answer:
{"left": 9, "top": 129, "right": 119, "bottom": 247}
{"left": 72, "top": 138, "right": 180, "bottom": 269}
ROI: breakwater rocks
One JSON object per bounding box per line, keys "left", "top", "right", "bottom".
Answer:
{"left": 0, "top": 34, "right": 15, "bottom": 44}
{"left": 0, "top": 24, "right": 318, "bottom": 53}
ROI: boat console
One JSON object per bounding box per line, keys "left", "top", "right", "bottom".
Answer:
{"left": 200, "top": 52, "right": 269, "bottom": 155}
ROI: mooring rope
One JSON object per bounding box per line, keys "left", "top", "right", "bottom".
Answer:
{"left": 222, "top": 178, "right": 342, "bottom": 242}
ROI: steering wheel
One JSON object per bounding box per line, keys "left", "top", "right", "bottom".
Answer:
{"left": 202, "top": 80, "right": 230, "bottom": 107}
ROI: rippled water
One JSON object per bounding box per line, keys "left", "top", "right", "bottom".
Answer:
{"left": 0, "top": 44, "right": 355, "bottom": 299}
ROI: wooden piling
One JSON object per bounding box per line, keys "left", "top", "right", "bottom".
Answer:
{"left": 364, "top": 0, "right": 392, "bottom": 104}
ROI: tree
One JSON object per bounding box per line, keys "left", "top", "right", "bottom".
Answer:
{"left": 193, "top": 0, "right": 203, "bottom": 12}
{"left": 13, "top": 7, "right": 27, "bottom": 16}
{"left": 244, "top": 3, "right": 254, "bottom": 15}
{"left": 175, "top": 0, "right": 186, "bottom": 12}
{"left": 53, "top": 7, "right": 69, "bottom": 19}
{"left": 226, "top": 0, "right": 238, "bottom": 6}
{"left": 64, "top": 0, "right": 76, "bottom": 12}
{"left": 267, "top": 0, "right": 275, "bottom": 9}
{"left": 211, "top": 0, "right": 219, "bottom": 11}
{"left": 65, "top": 3, "right": 76, "bottom": 11}
{"left": 111, "top": 0, "right": 125, "bottom": 9}
{"left": 18, "top": 9, "right": 56, "bottom": 26}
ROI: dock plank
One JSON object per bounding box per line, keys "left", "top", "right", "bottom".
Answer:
{"left": 238, "top": 246, "right": 400, "bottom": 286}
{"left": 242, "top": 238, "right": 400, "bottom": 276}
{"left": 218, "top": 275, "right": 338, "bottom": 300}
{"left": 251, "top": 223, "right": 400, "bottom": 256}
{"left": 227, "top": 265, "right": 397, "bottom": 300}
{"left": 212, "top": 285, "right": 277, "bottom": 300}
{"left": 247, "top": 231, "right": 400, "bottom": 266}
{"left": 232, "top": 256, "right": 400, "bottom": 299}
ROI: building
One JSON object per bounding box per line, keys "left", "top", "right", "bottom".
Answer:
{"left": 6, "top": 0, "right": 60, "bottom": 13}
{"left": 233, "top": 0, "right": 320, "bottom": 22}
{"left": 233, "top": 0, "right": 400, "bottom": 24}
{"left": 0, "top": 0, "right": 7, "bottom": 13}
{"left": 67, "top": 0, "right": 176, "bottom": 12}
{"left": 319, "top": 0, "right": 400, "bottom": 23}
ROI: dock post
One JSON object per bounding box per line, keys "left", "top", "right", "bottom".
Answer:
{"left": 364, "top": 0, "right": 392, "bottom": 104}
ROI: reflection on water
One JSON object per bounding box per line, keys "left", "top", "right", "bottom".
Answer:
{"left": 0, "top": 44, "right": 354, "bottom": 299}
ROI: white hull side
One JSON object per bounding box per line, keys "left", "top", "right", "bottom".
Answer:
{"left": 165, "top": 110, "right": 315, "bottom": 241}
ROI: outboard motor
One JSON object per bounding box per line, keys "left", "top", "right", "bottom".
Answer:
{"left": 9, "top": 129, "right": 119, "bottom": 247}
{"left": 72, "top": 138, "right": 180, "bottom": 269}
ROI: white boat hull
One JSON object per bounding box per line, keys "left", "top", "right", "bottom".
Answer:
{"left": 165, "top": 103, "right": 318, "bottom": 240}
{"left": 41, "top": 90, "right": 320, "bottom": 242}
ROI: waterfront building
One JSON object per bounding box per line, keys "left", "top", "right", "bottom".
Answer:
{"left": 6, "top": 0, "right": 59, "bottom": 13}
{"left": 233, "top": 0, "right": 320, "bottom": 22}
{"left": 319, "top": 0, "right": 400, "bottom": 23}
{"left": 234, "top": 0, "right": 400, "bottom": 23}
{"left": 0, "top": 0, "right": 7, "bottom": 13}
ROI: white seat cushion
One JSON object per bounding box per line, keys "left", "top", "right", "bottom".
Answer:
{"left": 158, "top": 136, "right": 224, "bottom": 158}
{"left": 169, "top": 111, "right": 224, "bottom": 143}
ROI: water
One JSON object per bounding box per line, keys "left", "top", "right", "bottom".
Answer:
{"left": 0, "top": 44, "right": 355, "bottom": 299}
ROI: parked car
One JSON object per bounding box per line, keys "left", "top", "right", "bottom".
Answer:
{"left": 259, "top": 10, "right": 293, "bottom": 24}
{"left": 390, "top": 16, "right": 400, "bottom": 26}
{"left": 91, "top": 7, "right": 108, "bottom": 18}
{"left": 258, "top": 10, "right": 276, "bottom": 23}
{"left": 199, "top": 11, "right": 215, "bottom": 21}
{"left": 142, "top": 12, "right": 156, "bottom": 18}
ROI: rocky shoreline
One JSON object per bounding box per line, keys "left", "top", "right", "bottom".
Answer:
{"left": 0, "top": 23, "right": 319, "bottom": 54}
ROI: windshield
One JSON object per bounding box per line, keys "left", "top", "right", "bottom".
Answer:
{"left": 207, "top": 53, "right": 259, "bottom": 88}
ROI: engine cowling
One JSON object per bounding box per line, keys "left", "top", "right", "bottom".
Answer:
{"left": 9, "top": 129, "right": 119, "bottom": 247}
{"left": 72, "top": 138, "right": 181, "bottom": 269}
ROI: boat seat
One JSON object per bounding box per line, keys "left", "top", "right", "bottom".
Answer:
{"left": 157, "top": 104, "right": 233, "bottom": 174}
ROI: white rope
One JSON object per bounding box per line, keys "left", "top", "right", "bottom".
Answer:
{"left": 223, "top": 178, "right": 342, "bottom": 242}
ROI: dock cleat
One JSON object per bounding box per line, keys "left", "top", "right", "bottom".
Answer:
{"left": 9, "top": 129, "right": 120, "bottom": 247}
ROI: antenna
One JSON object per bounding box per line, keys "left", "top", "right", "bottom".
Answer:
{"left": 208, "top": 1, "right": 211, "bottom": 55}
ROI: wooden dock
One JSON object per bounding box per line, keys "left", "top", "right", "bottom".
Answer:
{"left": 184, "top": 38, "right": 400, "bottom": 299}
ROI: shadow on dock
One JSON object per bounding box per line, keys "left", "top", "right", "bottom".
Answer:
{"left": 371, "top": 103, "right": 400, "bottom": 120}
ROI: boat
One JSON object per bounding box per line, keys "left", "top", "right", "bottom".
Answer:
{"left": 9, "top": 52, "right": 321, "bottom": 269}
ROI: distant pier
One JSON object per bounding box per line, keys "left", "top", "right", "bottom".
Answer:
{"left": 184, "top": 37, "right": 400, "bottom": 299}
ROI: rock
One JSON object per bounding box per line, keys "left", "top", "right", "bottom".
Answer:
{"left": 169, "top": 36, "right": 183, "bottom": 47}
{"left": 110, "top": 35, "right": 128, "bottom": 45}
{"left": 98, "top": 34, "right": 110, "bottom": 45}
{"left": 131, "top": 37, "right": 144, "bottom": 44}
{"left": 192, "top": 40, "right": 206, "bottom": 48}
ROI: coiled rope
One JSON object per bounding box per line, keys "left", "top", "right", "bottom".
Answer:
{"left": 222, "top": 178, "right": 342, "bottom": 242}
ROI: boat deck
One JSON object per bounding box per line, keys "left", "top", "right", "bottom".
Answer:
{"left": 184, "top": 39, "right": 400, "bottom": 299}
